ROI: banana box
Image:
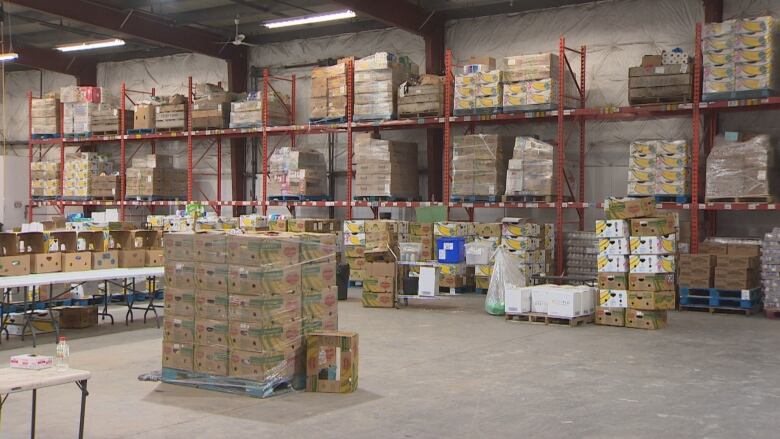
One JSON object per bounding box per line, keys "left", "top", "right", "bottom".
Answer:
{"left": 228, "top": 292, "right": 302, "bottom": 323}
{"left": 598, "top": 238, "right": 630, "bottom": 256}
{"left": 162, "top": 342, "right": 194, "bottom": 371}
{"left": 627, "top": 182, "right": 655, "bottom": 196}
{"left": 165, "top": 287, "right": 196, "bottom": 318}
{"left": 735, "top": 47, "right": 771, "bottom": 63}
{"left": 703, "top": 34, "right": 734, "bottom": 52}
{"left": 656, "top": 169, "right": 688, "bottom": 183}
{"left": 454, "top": 73, "right": 477, "bottom": 86}
{"left": 737, "top": 75, "right": 775, "bottom": 91}
{"left": 195, "top": 289, "right": 228, "bottom": 320}
{"left": 629, "top": 234, "right": 676, "bottom": 255}
{"left": 628, "top": 169, "right": 655, "bottom": 182}
{"left": 595, "top": 307, "right": 626, "bottom": 327}
{"left": 347, "top": 256, "right": 365, "bottom": 270}
{"left": 303, "top": 314, "right": 338, "bottom": 335}
{"left": 599, "top": 289, "right": 628, "bottom": 308}
{"left": 475, "top": 276, "right": 490, "bottom": 289}
{"left": 302, "top": 286, "right": 338, "bottom": 319}
{"left": 502, "top": 92, "right": 525, "bottom": 108}
{"left": 703, "top": 49, "right": 734, "bottom": 66}
{"left": 361, "top": 292, "right": 395, "bottom": 308}
{"left": 703, "top": 77, "right": 735, "bottom": 93}
{"left": 503, "top": 82, "right": 526, "bottom": 94}
{"left": 631, "top": 217, "right": 677, "bottom": 236}
{"left": 229, "top": 347, "right": 298, "bottom": 383}
{"left": 595, "top": 220, "right": 629, "bottom": 238}
{"left": 625, "top": 308, "right": 667, "bottom": 330}
{"left": 164, "top": 262, "right": 196, "bottom": 289}
{"left": 736, "top": 62, "right": 773, "bottom": 78}
{"left": 228, "top": 265, "right": 302, "bottom": 295}
{"left": 195, "top": 262, "right": 229, "bottom": 292}
{"left": 598, "top": 273, "right": 628, "bottom": 290}
{"left": 439, "top": 263, "right": 466, "bottom": 276}
{"left": 629, "top": 155, "right": 655, "bottom": 171}
{"left": 343, "top": 220, "right": 365, "bottom": 234}
{"left": 228, "top": 318, "right": 302, "bottom": 353}
{"left": 453, "top": 96, "right": 476, "bottom": 112}
{"left": 736, "top": 33, "right": 773, "bottom": 50}
{"left": 301, "top": 258, "right": 337, "bottom": 291}
{"left": 475, "top": 264, "right": 493, "bottom": 277}
{"left": 194, "top": 318, "right": 229, "bottom": 347}
{"left": 629, "top": 140, "right": 657, "bottom": 157}
{"left": 478, "top": 70, "right": 503, "bottom": 83}
{"left": 343, "top": 233, "right": 366, "bottom": 246}
{"left": 598, "top": 255, "right": 629, "bottom": 273}
{"left": 409, "top": 222, "right": 433, "bottom": 236}
{"left": 268, "top": 219, "right": 287, "bottom": 232}
{"left": 227, "top": 234, "right": 300, "bottom": 267}
{"left": 502, "top": 236, "right": 540, "bottom": 251}
{"left": 163, "top": 316, "right": 195, "bottom": 343}
{"left": 656, "top": 154, "right": 689, "bottom": 169}
{"left": 434, "top": 222, "right": 470, "bottom": 237}
{"left": 477, "top": 82, "right": 502, "bottom": 97}
{"left": 344, "top": 245, "right": 365, "bottom": 258}
{"left": 655, "top": 181, "right": 689, "bottom": 196}
{"left": 704, "top": 65, "right": 735, "bottom": 81}
{"left": 628, "top": 290, "right": 675, "bottom": 311}
{"left": 299, "top": 233, "right": 338, "bottom": 261}
{"left": 629, "top": 255, "right": 676, "bottom": 274}
{"left": 476, "top": 95, "right": 501, "bottom": 109}
{"left": 703, "top": 19, "right": 735, "bottom": 38}
{"left": 501, "top": 221, "right": 541, "bottom": 237}
{"left": 474, "top": 223, "right": 502, "bottom": 237}
{"left": 194, "top": 345, "right": 229, "bottom": 376}
{"left": 629, "top": 273, "right": 676, "bottom": 291}
{"left": 656, "top": 140, "right": 689, "bottom": 156}
{"left": 737, "top": 16, "right": 774, "bottom": 34}
{"left": 455, "top": 84, "right": 476, "bottom": 98}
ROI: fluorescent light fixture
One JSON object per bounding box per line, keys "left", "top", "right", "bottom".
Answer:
{"left": 0, "top": 52, "right": 19, "bottom": 61}
{"left": 264, "top": 9, "right": 356, "bottom": 29}
{"left": 56, "top": 38, "right": 125, "bottom": 52}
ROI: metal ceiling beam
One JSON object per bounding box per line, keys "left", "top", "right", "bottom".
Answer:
{"left": 5, "top": 0, "right": 242, "bottom": 60}
{"left": 331, "top": 0, "right": 444, "bottom": 37}
{"left": 15, "top": 44, "right": 97, "bottom": 84}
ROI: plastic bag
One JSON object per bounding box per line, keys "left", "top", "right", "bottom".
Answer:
{"left": 485, "top": 247, "right": 528, "bottom": 315}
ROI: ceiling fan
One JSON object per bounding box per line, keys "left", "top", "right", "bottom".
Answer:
{"left": 220, "top": 17, "right": 256, "bottom": 47}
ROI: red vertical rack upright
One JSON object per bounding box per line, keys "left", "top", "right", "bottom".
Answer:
{"left": 27, "top": 91, "right": 33, "bottom": 222}
{"left": 556, "top": 38, "right": 566, "bottom": 275}
{"left": 443, "top": 50, "right": 453, "bottom": 216}
{"left": 345, "top": 59, "right": 355, "bottom": 220}
{"left": 187, "top": 76, "right": 194, "bottom": 203}
{"left": 578, "top": 45, "right": 587, "bottom": 232}
{"left": 261, "top": 69, "right": 270, "bottom": 215}
{"left": 120, "top": 82, "right": 128, "bottom": 220}
{"left": 691, "top": 24, "right": 703, "bottom": 254}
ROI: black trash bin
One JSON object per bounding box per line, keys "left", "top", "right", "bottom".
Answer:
{"left": 337, "top": 264, "right": 350, "bottom": 300}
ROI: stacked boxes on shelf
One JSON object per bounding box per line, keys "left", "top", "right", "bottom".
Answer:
{"left": 686, "top": 239, "right": 761, "bottom": 291}
{"left": 31, "top": 162, "right": 60, "bottom": 198}
{"left": 353, "top": 52, "right": 412, "bottom": 121}
{"left": 126, "top": 153, "right": 187, "bottom": 199}
{"left": 505, "top": 137, "right": 555, "bottom": 197}
{"left": 762, "top": 228, "right": 780, "bottom": 312}
{"left": 470, "top": 222, "right": 501, "bottom": 290}
{"left": 155, "top": 95, "right": 188, "bottom": 131}
{"left": 398, "top": 75, "right": 444, "bottom": 117}
{"left": 502, "top": 53, "right": 576, "bottom": 112}
{"left": 229, "top": 92, "right": 290, "bottom": 128}
{"left": 453, "top": 56, "right": 499, "bottom": 115}
{"left": 628, "top": 52, "right": 693, "bottom": 105}
{"left": 62, "top": 152, "right": 113, "bottom": 199}
{"left": 267, "top": 147, "right": 327, "bottom": 199}
{"left": 191, "top": 83, "right": 235, "bottom": 129}
{"left": 31, "top": 97, "right": 61, "bottom": 136}
{"left": 434, "top": 222, "right": 473, "bottom": 289}
{"left": 61, "top": 86, "right": 128, "bottom": 135}
{"left": 565, "top": 231, "right": 598, "bottom": 277}
{"left": 450, "top": 134, "right": 512, "bottom": 200}
{"left": 703, "top": 16, "right": 779, "bottom": 101}
{"left": 627, "top": 139, "right": 690, "bottom": 198}
{"left": 353, "top": 134, "right": 418, "bottom": 199}
{"left": 705, "top": 134, "right": 777, "bottom": 201}
{"left": 596, "top": 197, "right": 676, "bottom": 329}
{"left": 310, "top": 62, "right": 348, "bottom": 122}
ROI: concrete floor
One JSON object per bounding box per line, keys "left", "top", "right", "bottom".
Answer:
{"left": 1, "top": 289, "right": 779, "bottom": 438}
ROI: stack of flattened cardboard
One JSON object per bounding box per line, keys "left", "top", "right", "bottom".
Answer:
{"left": 398, "top": 75, "right": 444, "bottom": 117}
{"left": 31, "top": 97, "right": 61, "bottom": 136}
{"left": 126, "top": 153, "right": 186, "bottom": 199}
{"left": 353, "top": 134, "right": 418, "bottom": 199}
{"left": 629, "top": 54, "right": 693, "bottom": 105}
{"left": 451, "top": 134, "right": 512, "bottom": 199}
{"left": 310, "top": 62, "right": 348, "bottom": 122}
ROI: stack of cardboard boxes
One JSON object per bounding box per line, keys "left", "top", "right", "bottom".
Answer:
{"left": 62, "top": 152, "right": 114, "bottom": 199}
{"left": 501, "top": 218, "right": 550, "bottom": 282}
{"left": 310, "top": 62, "right": 348, "bottom": 122}
{"left": 627, "top": 139, "right": 690, "bottom": 198}
{"left": 162, "top": 231, "right": 337, "bottom": 391}
{"left": 450, "top": 134, "right": 512, "bottom": 200}
{"left": 398, "top": 75, "right": 444, "bottom": 117}
{"left": 353, "top": 52, "right": 412, "bottom": 121}
{"left": 61, "top": 86, "right": 126, "bottom": 135}
{"left": 703, "top": 16, "right": 779, "bottom": 101}
{"left": 679, "top": 239, "right": 761, "bottom": 291}
{"left": 596, "top": 197, "right": 676, "bottom": 329}
{"left": 191, "top": 84, "right": 236, "bottom": 129}
{"left": 155, "top": 95, "right": 187, "bottom": 131}
{"left": 408, "top": 222, "right": 434, "bottom": 262}
{"left": 344, "top": 220, "right": 366, "bottom": 282}
{"left": 505, "top": 137, "right": 555, "bottom": 197}
{"left": 434, "top": 222, "right": 474, "bottom": 289}
{"left": 705, "top": 134, "right": 777, "bottom": 201}
{"left": 229, "top": 93, "right": 289, "bottom": 128}
{"left": 453, "top": 56, "right": 500, "bottom": 115}
{"left": 502, "top": 53, "right": 577, "bottom": 112}
{"left": 470, "top": 223, "right": 501, "bottom": 290}
{"left": 31, "top": 97, "right": 61, "bottom": 136}
{"left": 353, "top": 134, "right": 418, "bottom": 199}
{"left": 628, "top": 53, "right": 693, "bottom": 105}
{"left": 762, "top": 228, "right": 780, "bottom": 311}
{"left": 267, "top": 147, "right": 327, "bottom": 199}
{"left": 362, "top": 247, "right": 398, "bottom": 308}
{"left": 126, "top": 154, "right": 187, "bottom": 199}
{"left": 31, "top": 161, "right": 60, "bottom": 198}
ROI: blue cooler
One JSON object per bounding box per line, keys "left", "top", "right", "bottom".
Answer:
{"left": 436, "top": 236, "right": 466, "bottom": 263}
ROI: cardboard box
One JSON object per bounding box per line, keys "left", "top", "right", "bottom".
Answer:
{"left": 164, "top": 233, "right": 195, "bottom": 261}
{"left": 604, "top": 197, "right": 655, "bottom": 219}
{"left": 301, "top": 258, "right": 337, "bottom": 292}
{"left": 227, "top": 234, "right": 299, "bottom": 267}
{"left": 193, "top": 233, "right": 228, "bottom": 264}
{"left": 597, "top": 255, "right": 629, "bottom": 273}
{"left": 230, "top": 347, "right": 299, "bottom": 382}
{"left": 595, "top": 307, "right": 626, "bottom": 327}
{"left": 195, "top": 289, "right": 228, "bottom": 320}
{"left": 134, "top": 104, "right": 155, "bottom": 129}
{"left": 409, "top": 222, "right": 433, "bottom": 236}
{"left": 629, "top": 255, "right": 676, "bottom": 274}
{"left": 228, "top": 265, "right": 301, "bottom": 295}
{"left": 92, "top": 251, "right": 118, "bottom": 269}
{"left": 194, "top": 344, "right": 229, "bottom": 376}
{"left": 727, "top": 243, "right": 760, "bottom": 257}
{"left": 598, "top": 238, "right": 630, "bottom": 255}
{"left": 625, "top": 309, "right": 667, "bottom": 330}
{"left": 628, "top": 290, "right": 675, "bottom": 310}
{"left": 361, "top": 291, "right": 395, "bottom": 308}
{"left": 164, "top": 316, "right": 195, "bottom": 343}
{"left": 305, "top": 331, "right": 358, "bottom": 393}
{"left": 505, "top": 286, "right": 532, "bottom": 314}
{"left": 195, "top": 262, "right": 230, "bottom": 292}
{"left": 228, "top": 319, "right": 302, "bottom": 353}
{"left": 0, "top": 254, "right": 31, "bottom": 276}
{"left": 303, "top": 314, "right": 339, "bottom": 335}
{"left": 629, "top": 273, "right": 676, "bottom": 292}
{"left": 698, "top": 241, "right": 728, "bottom": 255}
{"left": 228, "top": 292, "right": 302, "bottom": 323}
{"left": 630, "top": 218, "right": 676, "bottom": 236}
{"left": 679, "top": 254, "right": 715, "bottom": 270}
{"left": 31, "top": 253, "right": 61, "bottom": 274}
{"left": 629, "top": 235, "right": 676, "bottom": 254}
{"left": 599, "top": 289, "right": 628, "bottom": 308}
{"left": 303, "top": 286, "right": 338, "bottom": 319}
{"left": 598, "top": 273, "right": 628, "bottom": 290}
{"left": 165, "top": 261, "right": 196, "bottom": 289}
{"left": 55, "top": 306, "right": 98, "bottom": 329}
{"left": 61, "top": 252, "right": 92, "bottom": 272}
{"left": 717, "top": 255, "right": 759, "bottom": 269}
{"left": 714, "top": 267, "right": 759, "bottom": 290}
{"left": 162, "top": 342, "right": 193, "bottom": 371}
{"left": 474, "top": 223, "right": 502, "bottom": 237}
{"left": 164, "top": 287, "right": 196, "bottom": 318}
{"left": 194, "top": 318, "right": 229, "bottom": 347}
{"left": 145, "top": 249, "right": 164, "bottom": 266}
{"left": 118, "top": 250, "right": 145, "bottom": 268}
{"left": 595, "top": 220, "right": 630, "bottom": 238}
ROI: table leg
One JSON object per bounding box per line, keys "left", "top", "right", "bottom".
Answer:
{"left": 99, "top": 281, "right": 114, "bottom": 325}
{"left": 30, "top": 388, "right": 36, "bottom": 439}
{"left": 144, "top": 277, "right": 160, "bottom": 328}
{"left": 76, "top": 380, "right": 88, "bottom": 439}
{"left": 125, "top": 278, "right": 133, "bottom": 326}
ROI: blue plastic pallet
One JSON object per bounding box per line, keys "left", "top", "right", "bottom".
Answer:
{"left": 450, "top": 195, "right": 502, "bottom": 203}
{"left": 161, "top": 367, "right": 300, "bottom": 399}
{"left": 268, "top": 195, "right": 329, "bottom": 201}
{"left": 703, "top": 89, "right": 778, "bottom": 102}
{"left": 127, "top": 128, "right": 156, "bottom": 135}
{"left": 308, "top": 116, "right": 346, "bottom": 125}
{"left": 679, "top": 287, "right": 762, "bottom": 309}
{"left": 31, "top": 133, "right": 61, "bottom": 139}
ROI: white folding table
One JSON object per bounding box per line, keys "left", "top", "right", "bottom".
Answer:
{"left": 0, "top": 367, "right": 91, "bottom": 438}
{"left": 0, "top": 267, "right": 164, "bottom": 346}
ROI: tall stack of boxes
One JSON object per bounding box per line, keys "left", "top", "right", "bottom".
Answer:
{"left": 229, "top": 93, "right": 289, "bottom": 128}
{"left": 505, "top": 137, "right": 555, "bottom": 197}
{"left": 61, "top": 86, "right": 123, "bottom": 135}
{"left": 627, "top": 139, "right": 690, "bottom": 198}
{"left": 501, "top": 218, "right": 548, "bottom": 283}
{"left": 453, "top": 56, "right": 499, "bottom": 115}
{"left": 310, "top": 62, "right": 348, "bottom": 122}
{"left": 191, "top": 84, "right": 234, "bottom": 129}
{"left": 162, "top": 231, "right": 337, "bottom": 392}
{"left": 31, "top": 97, "right": 61, "bottom": 136}
{"left": 126, "top": 154, "right": 187, "bottom": 199}
{"left": 705, "top": 134, "right": 777, "bottom": 201}
{"left": 762, "top": 229, "right": 780, "bottom": 312}
{"left": 434, "top": 222, "right": 473, "bottom": 289}
{"left": 62, "top": 152, "right": 113, "bottom": 199}
{"left": 344, "top": 220, "right": 366, "bottom": 282}
{"left": 450, "top": 134, "right": 512, "bottom": 200}
{"left": 703, "top": 16, "right": 779, "bottom": 101}
{"left": 361, "top": 220, "right": 404, "bottom": 307}
{"left": 398, "top": 75, "right": 444, "bottom": 117}
{"left": 471, "top": 223, "right": 501, "bottom": 290}
{"left": 502, "top": 53, "right": 575, "bottom": 112}
{"left": 353, "top": 52, "right": 411, "bottom": 121}
{"left": 267, "top": 147, "right": 327, "bottom": 199}
{"left": 596, "top": 197, "right": 676, "bottom": 329}
{"left": 353, "top": 134, "right": 418, "bottom": 199}
{"left": 681, "top": 239, "right": 761, "bottom": 292}
{"left": 31, "top": 162, "right": 60, "bottom": 198}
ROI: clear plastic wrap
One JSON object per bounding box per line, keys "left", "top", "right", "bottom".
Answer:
{"left": 353, "top": 134, "right": 418, "bottom": 198}
{"left": 485, "top": 247, "right": 528, "bottom": 315}
{"left": 267, "top": 148, "right": 327, "bottom": 198}
{"left": 451, "top": 134, "right": 512, "bottom": 197}
{"left": 162, "top": 230, "right": 338, "bottom": 398}
{"left": 706, "top": 134, "right": 777, "bottom": 199}
{"left": 626, "top": 138, "right": 689, "bottom": 196}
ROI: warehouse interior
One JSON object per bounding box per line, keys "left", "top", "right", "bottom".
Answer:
{"left": 0, "top": 0, "right": 779, "bottom": 437}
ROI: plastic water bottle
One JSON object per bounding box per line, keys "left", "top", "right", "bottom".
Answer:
{"left": 56, "top": 337, "right": 70, "bottom": 370}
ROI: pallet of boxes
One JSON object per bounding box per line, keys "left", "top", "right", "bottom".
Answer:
{"left": 358, "top": 220, "right": 405, "bottom": 308}
{"left": 627, "top": 139, "right": 690, "bottom": 201}
{"left": 596, "top": 197, "right": 677, "bottom": 330}
{"left": 61, "top": 86, "right": 129, "bottom": 136}
{"left": 434, "top": 222, "right": 474, "bottom": 293}
{"left": 230, "top": 92, "right": 289, "bottom": 128}
{"left": 502, "top": 52, "right": 578, "bottom": 112}
{"left": 628, "top": 52, "right": 693, "bottom": 105}
{"left": 31, "top": 161, "right": 60, "bottom": 200}
{"left": 353, "top": 52, "right": 415, "bottom": 121}
{"left": 398, "top": 75, "right": 444, "bottom": 117}
{"left": 353, "top": 134, "right": 418, "bottom": 201}
{"left": 161, "top": 230, "right": 342, "bottom": 397}
{"left": 469, "top": 222, "right": 502, "bottom": 292}
{"left": 62, "top": 152, "right": 115, "bottom": 200}
{"left": 454, "top": 56, "right": 502, "bottom": 116}
{"left": 679, "top": 238, "right": 762, "bottom": 314}
{"left": 450, "top": 134, "right": 512, "bottom": 202}
{"left": 126, "top": 154, "right": 187, "bottom": 201}
{"left": 310, "top": 61, "right": 349, "bottom": 124}
{"left": 31, "top": 95, "right": 61, "bottom": 138}
{"left": 505, "top": 137, "right": 555, "bottom": 200}
{"left": 763, "top": 229, "right": 780, "bottom": 319}
{"left": 155, "top": 95, "right": 187, "bottom": 132}
{"left": 267, "top": 147, "right": 327, "bottom": 200}
{"left": 705, "top": 133, "right": 777, "bottom": 203}
{"left": 191, "top": 83, "right": 235, "bottom": 130}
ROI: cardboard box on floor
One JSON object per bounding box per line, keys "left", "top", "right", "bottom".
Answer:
{"left": 0, "top": 233, "right": 31, "bottom": 276}
{"left": 595, "top": 307, "right": 626, "bottom": 327}
{"left": 306, "top": 331, "right": 359, "bottom": 393}
{"left": 55, "top": 306, "right": 98, "bottom": 329}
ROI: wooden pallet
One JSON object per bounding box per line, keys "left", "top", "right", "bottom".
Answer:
{"left": 679, "top": 304, "right": 761, "bottom": 316}
{"left": 765, "top": 308, "right": 780, "bottom": 320}
{"left": 505, "top": 312, "right": 594, "bottom": 327}
{"left": 503, "top": 194, "right": 563, "bottom": 203}
{"left": 630, "top": 96, "right": 692, "bottom": 106}
{"left": 399, "top": 111, "right": 442, "bottom": 118}
{"left": 705, "top": 196, "right": 776, "bottom": 203}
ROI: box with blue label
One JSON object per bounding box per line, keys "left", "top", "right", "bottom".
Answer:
{"left": 436, "top": 236, "right": 466, "bottom": 263}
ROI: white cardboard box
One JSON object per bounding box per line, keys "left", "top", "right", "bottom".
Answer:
{"left": 598, "top": 238, "right": 630, "bottom": 255}
{"left": 505, "top": 286, "right": 532, "bottom": 314}
{"left": 418, "top": 266, "right": 439, "bottom": 297}
{"left": 595, "top": 220, "right": 629, "bottom": 238}
{"left": 547, "top": 289, "right": 585, "bottom": 318}
{"left": 10, "top": 354, "right": 53, "bottom": 369}
{"left": 599, "top": 289, "right": 628, "bottom": 308}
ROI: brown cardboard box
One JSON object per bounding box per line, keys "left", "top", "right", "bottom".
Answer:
{"left": 302, "top": 287, "right": 338, "bottom": 319}
{"left": 595, "top": 307, "right": 626, "bottom": 327}
{"left": 195, "top": 262, "right": 229, "bottom": 292}
{"left": 227, "top": 234, "right": 299, "bottom": 267}
{"left": 229, "top": 347, "right": 299, "bottom": 382}
{"left": 628, "top": 273, "right": 676, "bottom": 292}
{"left": 162, "top": 342, "right": 193, "bottom": 371}
{"left": 79, "top": 231, "right": 108, "bottom": 252}
{"left": 362, "top": 276, "right": 396, "bottom": 293}
{"left": 145, "top": 249, "right": 164, "bottom": 266}
{"left": 409, "top": 222, "right": 433, "bottom": 236}
{"left": 361, "top": 291, "right": 395, "bottom": 308}
{"left": 31, "top": 253, "right": 61, "bottom": 274}
{"left": 475, "top": 276, "right": 490, "bottom": 290}
{"left": 699, "top": 241, "right": 728, "bottom": 255}
{"left": 717, "top": 255, "right": 759, "bottom": 269}
{"left": 306, "top": 331, "right": 358, "bottom": 393}
{"left": 678, "top": 268, "right": 713, "bottom": 288}
{"left": 628, "top": 290, "right": 675, "bottom": 310}
{"left": 165, "top": 261, "right": 196, "bottom": 289}
{"left": 193, "top": 232, "right": 228, "bottom": 264}
{"left": 630, "top": 217, "right": 676, "bottom": 236}
{"left": 195, "top": 289, "right": 228, "bottom": 320}
{"left": 118, "top": 250, "right": 145, "bottom": 268}
{"left": 134, "top": 104, "right": 155, "bottom": 129}
{"left": 164, "top": 233, "right": 194, "bottom": 262}
{"left": 228, "top": 265, "right": 301, "bottom": 295}
{"left": 714, "top": 267, "right": 759, "bottom": 290}
{"left": 61, "top": 252, "right": 92, "bottom": 272}
{"left": 55, "top": 306, "right": 98, "bottom": 329}
{"left": 194, "top": 318, "right": 229, "bottom": 346}
{"left": 439, "top": 273, "right": 465, "bottom": 288}
{"left": 598, "top": 273, "right": 628, "bottom": 290}
{"left": 303, "top": 314, "right": 339, "bottom": 335}
{"left": 164, "top": 287, "right": 195, "bottom": 318}
{"left": 625, "top": 308, "right": 667, "bottom": 330}
{"left": 474, "top": 223, "right": 502, "bottom": 237}
{"left": 163, "top": 316, "right": 195, "bottom": 343}
{"left": 0, "top": 254, "right": 31, "bottom": 276}
{"left": 228, "top": 292, "right": 302, "bottom": 323}
{"left": 92, "top": 251, "right": 118, "bottom": 269}
{"left": 228, "top": 319, "right": 303, "bottom": 352}
{"left": 727, "top": 243, "right": 760, "bottom": 257}
{"left": 194, "top": 344, "right": 229, "bottom": 376}
{"left": 301, "top": 258, "right": 337, "bottom": 292}
{"left": 642, "top": 55, "right": 663, "bottom": 67}
{"left": 679, "top": 254, "right": 715, "bottom": 270}
{"left": 604, "top": 197, "right": 655, "bottom": 220}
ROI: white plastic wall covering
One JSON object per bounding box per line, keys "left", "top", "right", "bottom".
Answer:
{"left": 3, "top": 70, "right": 75, "bottom": 142}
